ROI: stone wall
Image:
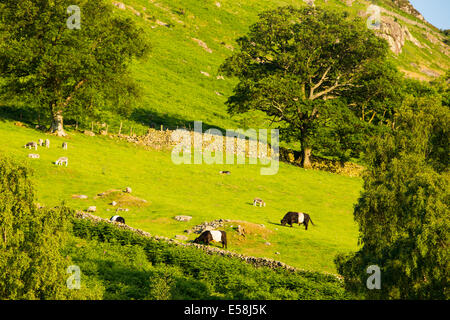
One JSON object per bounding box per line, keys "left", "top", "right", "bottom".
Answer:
{"left": 114, "top": 128, "right": 277, "bottom": 160}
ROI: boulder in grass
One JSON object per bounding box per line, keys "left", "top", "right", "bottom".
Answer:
{"left": 124, "top": 187, "right": 132, "bottom": 193}
{"left": 175, "top": 235, "right": 188, "bottom": 241}
{"left": 72, "top": 195, "right": 88, "bottom": 199}
{"left": 87, "top": 206, "right": 97, "bottom": 212}
{"left": 174, "top": 215, "right": 192, "bottom": 222}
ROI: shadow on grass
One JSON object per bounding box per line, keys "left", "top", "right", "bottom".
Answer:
{"left": 131, "top": 107, "right": 229, "bottom": 134}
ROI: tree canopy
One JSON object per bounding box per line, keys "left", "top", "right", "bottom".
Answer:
{"left": 0, "top": 0, "right": 150, "bottom": 136}
{"left": 0, "top": 156, "right": 73, "bottom": 299}
{"left": 220, "top": 5, "right": 398, "bottom": 167}
{"left": 335, "top": 90, "right": 449, "bottom": 299}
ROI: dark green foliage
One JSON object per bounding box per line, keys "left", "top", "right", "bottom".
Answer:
{"left": 70, "top": 217, "right": 354, "bottom": 300}
{"left": 335, "top": 94, "right": 449, "bottom": 299}
{"left": 0, "top": 156, "right": 73, "bottom": 299}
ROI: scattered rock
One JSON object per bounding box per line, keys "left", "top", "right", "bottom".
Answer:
{"left": 265, "top": 242, "right": 271, "bottom": 246}
{"left": 87, "top": 206, "right": 97, "bottom": 212}
{"left": 174, "top": 215, "right": 193, "bottom": 222}
{"left": 124, "top": 187, "right": 132, "bottom": 193}
{"left": 236, "top": 225, "right": 246, "bottom": 237}
{"left": 112, "top": 1, "right": 126, "bottom": 10}
{"left": 111, "top": 201, "right": 117, "bottom": 206}
{"left": 192, "top": 38, "right": 213, "bottom": 53}
{"left": 84, "top": 130, "right": 95, "bottom": 137}
{"left": 200, "top": 71, "right": 210, "bottom": 77}
{"left": 156, "top": 20, "right": 169, "bottom": 27}
{"left": 72, "top": 195, "right": 88, "bottom": 199}
{"left": 175, "top": 235, "right": 188, "bottom": 241}
{"left": 28, "top": 154, "right": 40, "bottom": 159}
{"left": 275, "top": 252, "right": 280, "bottom": 255}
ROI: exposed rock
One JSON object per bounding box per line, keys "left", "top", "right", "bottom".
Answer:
{"left": 87, "top": 206, "right": 97, "bottom": 212}
{"left": 124, "top": 187, "right": 132, "bottom": 193}
{"left": 192, "top": 38, "right": 213, "bottom": 53}
{"left": 175, "top": 235, "right": 188, "bottom": 241}
{"left": 111, "top": 201, "right": 117, "bottom": 206}
{"left": 112, "top": 1, "right": 126, "bottom": 10}
{"left": 236, "top": 225, "right": 246, "bottom": 237}
{"left": 174, "top": 215, "right": 193, "bottom": 222}
{"left": 265, "top": 242, "right": 271, "bottom": 246}
{"left": 420, "top": 67, "right": 440, "bottom": 78}
{"left": 156, "top": 20, "right": 169, "bottom": 27}
{"left": 84, "top": 130, "right": 95, "bottom": 136}
{"left": 391, "top": 0, "right": 425, "bottom": 22}
{"left": 72, "top": 195, "right": 88, "bottom": 199}
{"left": 200, "top": 71, "right": 210, "bottom": 77}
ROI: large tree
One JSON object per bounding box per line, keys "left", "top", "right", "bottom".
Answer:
{"left": 335, "top": 94, "right": 449, "bottom": 299}
{"left": 220, "top": 5, "right": 391, "bottom": 167}
{"left": 0, "top": 0, "right": 150, "bottom": 136}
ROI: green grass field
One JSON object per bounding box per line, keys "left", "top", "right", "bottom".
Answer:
{"left": 0, "top": 120, "right": 362, "bottom": 274}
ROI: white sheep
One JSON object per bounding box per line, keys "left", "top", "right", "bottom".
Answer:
{"left": 24, "top": 142, "right": 38, "bottom": 150}
{"left": 55, "top": 157, "right": 68, "bottom": 166}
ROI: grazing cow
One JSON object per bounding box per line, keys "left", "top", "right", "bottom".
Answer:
{"left": 219, "top": 171, "right": 231, "bottom": 175}
{"left": 45, "top": 139, "right": 50, "bottom": 148}
{"left": 62, "top": 142, "right": 68, "bottom": 150}
{"left": 24, "top": 142, "right": 38, "bottom": 150}
{"left": 280, "top": 211, "right": 315, "bottom": 230}
{"left": 253, "top": 198, "right": 266, "bottom": 207}
{"left": 193, "top": 230, "right": 227, "bottom": 249}
{"left": 55, "top": 157, "right": 68, "bottom": 166}
{"left": 110, "top": 215, "right": 126, "bottom": 224}
{"left": 38, "top": 139, "right": 44, "bottom": 146}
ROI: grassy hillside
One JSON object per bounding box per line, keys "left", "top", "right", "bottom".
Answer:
{"left": 95, "top": 0, "right": 450, "bottom": 137}
{"left": 0, "top": 120, "right": 362, "bottom": 274}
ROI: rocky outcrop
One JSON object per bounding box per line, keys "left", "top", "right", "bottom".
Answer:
{"left": 391, "top": 0, "right": 425, "bottom": 22}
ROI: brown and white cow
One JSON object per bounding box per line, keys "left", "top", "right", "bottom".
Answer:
{"left": 280, "top": 212, "right": 314, "bottom": 230}
{"left": 193, "top": 230, "right": 227, "bottom": 249}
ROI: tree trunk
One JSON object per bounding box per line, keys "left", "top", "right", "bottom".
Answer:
{"left": 300, "top": 129, "right": 312, "bottom": 169}
{"left": 301, "top": 147, "right": 312, "bottom": 169}
{"left": 51, "top": 110, "right": 67, "bottom": 136}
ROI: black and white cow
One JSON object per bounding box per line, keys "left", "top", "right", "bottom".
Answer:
{"left": 193, "top": 230, "right": 227, "bottom": 249}
{"left": 280, "top": 212, "right": 314, "bottom": 230}
{"left": 110, "top": 215, "right": 126, "bottom": 224}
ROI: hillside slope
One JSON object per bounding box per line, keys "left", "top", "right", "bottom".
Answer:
{"left": 104, "top": 0, "right": 449, "bottom": 135}
{"left": 0, "top": 120, "right": 362, "bottom": 273}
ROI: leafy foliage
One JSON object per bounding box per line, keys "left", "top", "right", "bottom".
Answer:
{"left": 70, "top": 217, "right": 354, "bottom": 300}
{"left": 0, "top": 156, "right": 73, "bottom": 299}
{"left": 220, "top": 5, "right": 394, "bottom": 166}
{"left": 335, "top": 93, "right": 449, "bottom": 299}
{"left": 0, "top": 0, "right": 150, "bottom": 135}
